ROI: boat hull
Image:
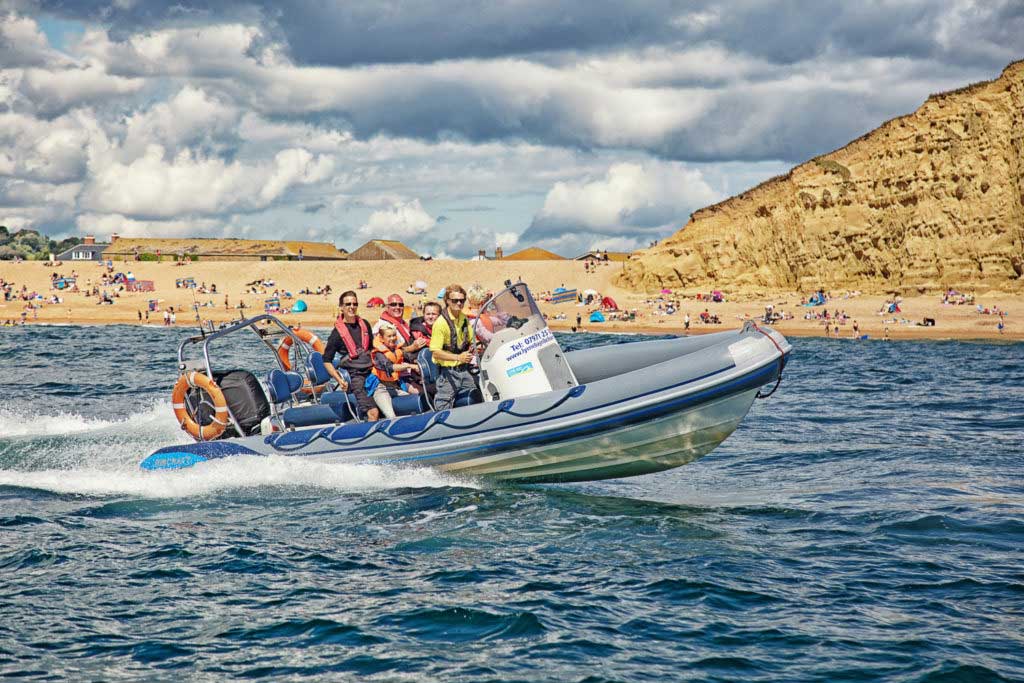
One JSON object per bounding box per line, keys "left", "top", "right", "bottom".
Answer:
{"left": 142, "top": 324, "right": 790, "bottom": 483}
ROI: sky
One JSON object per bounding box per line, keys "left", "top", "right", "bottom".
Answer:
{"left": 0, "top": 2, "right": 1021, "bottom": 257}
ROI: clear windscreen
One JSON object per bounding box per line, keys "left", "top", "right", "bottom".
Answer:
{"left": 474, "top": 282, "right": 542, "bottom": 342}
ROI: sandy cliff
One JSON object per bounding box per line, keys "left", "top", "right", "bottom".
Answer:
{"left": 619, "top": 61, "right": 1024, "bottom": 294}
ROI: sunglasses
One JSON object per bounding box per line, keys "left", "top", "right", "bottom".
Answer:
{"left": 342, "top": 302, "right": 358, "bottom": 307}
{"left": 388, "top": 303, "right": 404, "bottom": 307}
{"left": 448, "top": 297, "right": 466, "bottom": 304}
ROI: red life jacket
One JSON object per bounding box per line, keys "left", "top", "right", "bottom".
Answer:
{"left": 334, "top": 315, "right": 370, "bottom": 358}
{"left": 371, "top": 337, "right": 403, "bottom": 382}
{"left": 379, "top": 310, "right": 411, "bottom": 342}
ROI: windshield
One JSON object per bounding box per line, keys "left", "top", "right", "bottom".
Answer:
{"left": 474, "top": 282, "right": 541, "bottom": 342}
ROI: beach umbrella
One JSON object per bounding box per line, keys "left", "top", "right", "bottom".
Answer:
{"left": 366, "top": 296, "right": 385, "bottom": 308}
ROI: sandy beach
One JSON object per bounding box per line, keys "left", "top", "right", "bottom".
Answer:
{"left": 1, "top": 259, "right": 1019, "bottom": 340}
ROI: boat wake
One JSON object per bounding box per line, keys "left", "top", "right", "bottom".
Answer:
{"left": 0, "top": 402, "right": 473, "bottom": 499}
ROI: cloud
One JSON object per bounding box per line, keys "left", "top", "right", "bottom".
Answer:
{"left": 76, "top": 212, "right": 224, "bottom": 238}
{"left": 519, "top": 161, "right": 719, "bottom": 257}
{"left": 80, "top": 143, "right": 334, "bottom": 218}
{"left": 0, "top": 13, "right": 62, "bottom": 67}
{"left": 356, "top": 198, "right": 436, "bottom": 241}
{"left": 17, "top": 65, "right": 144, "bottom": 116}
{"left": 120, "top": 85, "right": 239, "bottom": 159}
{"left": 526, "top": 161, "right": 718, "bottom": 236}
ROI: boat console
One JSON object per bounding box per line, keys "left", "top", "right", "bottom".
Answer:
{"left": 475, "top": 281, "right": 578, "bottom": 401}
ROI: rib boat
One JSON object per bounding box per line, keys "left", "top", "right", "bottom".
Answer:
{"left": 141, "top": 282, "right": 791, "bottom": 483}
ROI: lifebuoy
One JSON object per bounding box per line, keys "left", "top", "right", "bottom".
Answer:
{"left": 171, "top": 371, "right": 229, "bottom": 441}
{"left": 277, "top": 327, "right": 328, "bottom": 395}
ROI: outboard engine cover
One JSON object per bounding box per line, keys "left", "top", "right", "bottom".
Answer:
{"left": 476, "top": 282, "right": 578, "bottom": 401}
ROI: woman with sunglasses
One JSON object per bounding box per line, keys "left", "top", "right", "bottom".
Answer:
{"left": 322, "top": 291, "right": 381, "bottom": 421}
{"left": 429, "top": 284, "right": 481, "bottom": 411}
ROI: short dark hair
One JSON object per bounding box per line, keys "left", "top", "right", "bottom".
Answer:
{"left": 339, "top": 290, "right": 358, "bottom": 305}
{"left": 423, "top": 301, "right": 441, "bottom": 314}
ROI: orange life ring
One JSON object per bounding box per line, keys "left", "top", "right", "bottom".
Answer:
{"left": 171, "top": 371, "right": 229, "bottom": 441}
{"left": 277, "top": 328, "right": 328, "bottom": 395}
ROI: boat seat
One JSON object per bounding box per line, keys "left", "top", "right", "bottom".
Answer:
{"left": 266, "top": 369, "right": 304, "bottom": 404}
{"left": 281, "top": 404, "right": 345, "bottom": 428}
{"left": 391, "top": 393, "right": 430, "bottom": 416}
{"left": 305, "top": 352, "right": 361, "bottom": 421}
{"left": 268, "top": 367, "right": 347, "bottom": 428}
{"left": 417, "top": 349, "right": 479, "bottom": 410}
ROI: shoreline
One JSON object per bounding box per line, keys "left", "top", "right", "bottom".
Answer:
{"left": 2, "top": 260, "right": 1019, "bottom": 341}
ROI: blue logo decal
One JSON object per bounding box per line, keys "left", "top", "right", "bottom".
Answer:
{"left": 507, "top": 361, "right": 534, "bottom": 378}
{"left": 140, "top": 452, "right": 209, "bottom": 470}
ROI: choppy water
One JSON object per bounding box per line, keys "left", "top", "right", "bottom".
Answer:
{"left": 1, "top": 324, "right": 1022, "bottom": 682}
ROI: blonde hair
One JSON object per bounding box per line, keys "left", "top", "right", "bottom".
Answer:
{"left": 467, "top": 283, "right": 487, "bottom": 305}
{"left": 377, "top": 320, "right": 397, "bottom": 335}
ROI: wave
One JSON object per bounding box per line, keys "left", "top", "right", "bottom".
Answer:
{"left": 0, "top": 456, "right": 472, "bottom": 499}
{"left": 0, "top": 401, "right": 175, "bottom": 439}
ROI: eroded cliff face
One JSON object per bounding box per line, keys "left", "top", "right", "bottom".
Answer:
{"left": 619, "top": 61, "right": 1024, "bottom": 293}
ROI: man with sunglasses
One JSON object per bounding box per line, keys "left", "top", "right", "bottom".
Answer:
{"left": 373, "top": 293, "right": 428, "bottom": 393}
{"left": 322, "top": 291, "right": 381, "bottom": 421}
{"left": 429, "top": 284, "right": 481, "bottom": 411}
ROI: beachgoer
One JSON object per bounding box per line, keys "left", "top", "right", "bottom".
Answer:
{"left": 576, "top": 312, "right": 582, "bottom": 328}
{"left": 370, "top": 323, "right": 420, "bottom": 418}
{"left": 684, "top": 313, "right": 690, "bottom": 330}
{"left": 322, "top": 291, "right": 380, "bottom": 421}
{"left": 430, "top": 284, "right": 480, "bottom": 411}
{"left": 163, "top": 310, "right": 170, "bottom": 326}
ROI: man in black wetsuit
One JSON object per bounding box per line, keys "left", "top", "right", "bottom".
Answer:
{"left": 322, "top": 291, "right": 381, "bottom": 421}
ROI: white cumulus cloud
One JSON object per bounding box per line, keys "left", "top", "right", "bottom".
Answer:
{"left": 356, "top": 198, "right": 436, "bottom": 240}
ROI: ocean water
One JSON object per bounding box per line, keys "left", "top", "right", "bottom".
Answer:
{"left": 1, "top": 324, "right": 1022, "bottom": 682}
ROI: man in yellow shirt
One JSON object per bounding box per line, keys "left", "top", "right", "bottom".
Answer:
{"left": 429, "top": 284, "right": 480, "bottom": 410}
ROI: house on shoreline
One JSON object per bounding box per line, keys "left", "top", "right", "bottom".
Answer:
{"left": 347, "top": 240, "right": 420, "bottom": 260}
{"left": 101, "top": 235, "right": 347, "bottom": 261}
{"left": 56, "top": 235, "right": 108, "bottom": 262}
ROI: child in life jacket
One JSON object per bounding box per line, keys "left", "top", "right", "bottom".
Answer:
{"left": 370, "top": 322, "right": 421, "bottom": 419}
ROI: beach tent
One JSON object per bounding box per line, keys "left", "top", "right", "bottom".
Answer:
{"left": 366, "top": 296, "right": 385, "bottom": 308}
{"left": 291, "top": 299, "right": 308, "bottom": 313}
{"left": 437, "top": 288, "right": 446, "bottom": 300}
{"left": 711, "top": 290, "right": 724, "bottom": 302}
{"left": 660, "top": 288, "right": 672, "bottom": 294}
{"left": 589, "top": 310, "right": 606, "bottom": 323}
{"left": 582, "top": 289, "right": 598, "bottom": 297}
{"left": 601, "top": 296, "right": 618, "bottom": 310}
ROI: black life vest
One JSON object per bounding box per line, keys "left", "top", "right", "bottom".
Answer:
{"left": 439, "top": 309, "right": 471, "bottom": 355}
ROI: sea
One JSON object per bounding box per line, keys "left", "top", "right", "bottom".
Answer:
{"left": 1, "top": 325, "right": 1021, "bottom": 682}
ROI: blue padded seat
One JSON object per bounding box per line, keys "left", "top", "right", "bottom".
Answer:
{"left": 281, "top": 404, "right": 344, "bottom": 428}
{"left": 266, "top": 369, "right": 304, "bottom": 404}
{"left": 305, "top": 351, "right": 332, "bottom": 386}
{"left": 391, "top": 393, "right": 429, "bottom": 416}
{"left": 317, "top": 366, "right": 362, "bottom": 420}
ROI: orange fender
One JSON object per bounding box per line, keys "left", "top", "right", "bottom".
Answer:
{"left": 171, "top": 371, "right": 229, "bottom": 441}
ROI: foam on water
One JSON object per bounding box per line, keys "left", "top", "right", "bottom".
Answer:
{"left": 0, "top": 400, "right": 175, "bottom": 438}
{"left": 0, "top": 400, "right": 474, "bottom": 498}
{"left": 0, "top": 457, "right": 471, "bottom": 499}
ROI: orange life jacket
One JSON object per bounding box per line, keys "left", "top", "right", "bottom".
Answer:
{"left": 371, "top": 337, "right": 404, "bottom": 382}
